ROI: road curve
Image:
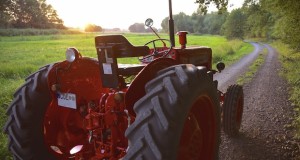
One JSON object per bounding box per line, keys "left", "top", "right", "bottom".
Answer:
{"left": 214, "top": 42, "right": 264, "bottom": 91}
{"left": 217, "top": 43, "right": 300, "bottom": 159}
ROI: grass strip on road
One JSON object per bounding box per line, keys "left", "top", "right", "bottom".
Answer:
{"left": 237, "top": 47, "right": 267, "bottom": 85}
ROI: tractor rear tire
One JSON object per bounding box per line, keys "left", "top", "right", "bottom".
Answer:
{"left": 124, "top": 64, "right": 220, "bottom": 160}
{"left": 3, "top": 64, "right": 56, "bottom": 160}
{"left": 222, "top": 84, "right": 244, "bottom": 137}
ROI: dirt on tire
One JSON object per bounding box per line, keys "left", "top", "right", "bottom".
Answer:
{"left": 217, "top": 43, "right": 300, "bottom": 160}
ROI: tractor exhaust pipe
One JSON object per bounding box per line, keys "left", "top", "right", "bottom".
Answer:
{"left": 168, "top": 0, "right": 175, "bottom": 47}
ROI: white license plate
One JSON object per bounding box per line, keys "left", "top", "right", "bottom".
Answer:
{"left": 57, "top": 92, "right": 76, "bottom": 109}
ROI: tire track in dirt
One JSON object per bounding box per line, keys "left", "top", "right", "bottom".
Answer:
{"left": 218, "top": 43, "right": 300, "bottom": 159}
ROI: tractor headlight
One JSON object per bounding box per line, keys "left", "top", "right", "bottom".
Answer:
{"left": 66, "top": 48, "right": 80, "bottom": 62}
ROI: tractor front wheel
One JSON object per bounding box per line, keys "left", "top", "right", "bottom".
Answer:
{"left": 222, "top": 84, "right": 244, "bottom": 137}
{"left": 124, "top": 64, "right": 220, "bottom": 160}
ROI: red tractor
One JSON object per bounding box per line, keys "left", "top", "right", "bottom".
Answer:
{"left": 4, "top": 1, "right": 244, "bottom": 159}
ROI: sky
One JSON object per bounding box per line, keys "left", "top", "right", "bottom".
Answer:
{"left": 47, "top": 0, "right": 243, "bottom": 30}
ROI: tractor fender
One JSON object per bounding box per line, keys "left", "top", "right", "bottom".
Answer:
{"left": 44, "top": 57, "right": 110, "bottom": 157}
{"left": 125, "top": 58, "right": 178, "bottom": 116}
{"left": 47, "top": 57, "right": 107, "bottom": 101}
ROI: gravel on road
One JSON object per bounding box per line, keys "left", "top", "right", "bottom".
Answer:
{"left": 216, "top": 43, "right": 300, "bottom": 160}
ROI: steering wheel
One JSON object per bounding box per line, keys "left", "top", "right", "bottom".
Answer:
{"left": 139, "top": 38, "right": 172, "bottom": 63}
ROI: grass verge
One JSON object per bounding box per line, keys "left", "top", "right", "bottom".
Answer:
{"left": 271, "top": 41, "right": 300, "bottom": 139}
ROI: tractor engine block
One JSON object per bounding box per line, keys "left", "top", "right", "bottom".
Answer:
{"left": 82, "top": 92, "right": 129, "bottom": 159}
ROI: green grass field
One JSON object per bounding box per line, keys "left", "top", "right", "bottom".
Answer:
{"left": 0, "top": 32, "right": 253, "bottom": 158}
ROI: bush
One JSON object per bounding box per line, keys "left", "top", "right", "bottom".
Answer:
{"left": 84, "top": 24, "right": 103, "bottom": 32}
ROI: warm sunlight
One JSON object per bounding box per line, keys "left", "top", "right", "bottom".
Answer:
{"left": 3, "top": 0, "right": 300, "bottom": 159}
{"left": 47, "top": 0, "right": 242, "bottom": 30}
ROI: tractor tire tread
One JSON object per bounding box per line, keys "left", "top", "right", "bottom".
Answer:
{"left": 223, "top": 84, "right": 243, "bottom": 136}
{"left": 124, "top": 64, "right": 220, "bottom": 160}
{"left": 3, "top": 64, "right": 56, "bottom": 160}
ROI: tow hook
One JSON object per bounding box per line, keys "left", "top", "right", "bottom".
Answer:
{"left": 124, "top": 109, "right": 131, "bottom": 127}
{"left": 88, "top": 130, "right": 93, "bottom": 144}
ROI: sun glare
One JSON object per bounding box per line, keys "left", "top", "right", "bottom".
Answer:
{"left": 47, "top": 0, "right": 242, "bottom": 30}
{"left": 47, "top": 0, "right": 153, "bottom": 29}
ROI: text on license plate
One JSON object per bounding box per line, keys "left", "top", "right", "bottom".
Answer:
{"left": 57, "top": 92, "right": 76, "bottom": 109}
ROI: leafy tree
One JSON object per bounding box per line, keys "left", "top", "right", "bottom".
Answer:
{"left": 195, "top": 0, "right": 228, "bottom": 14}
{"left": 195, "top": 0, "right": 300, "bottom": 50}
{"left": 174, "top": 12, "right": 194, "bottom": 33}
{"left": 128, "top": 23, "right": 145, "bottom": 33}
{"left": 0, "top": 0, "right": 64, "bottom": 29}
{"left": 161, "top": 13, "right": 193, "bottom": 33}
{"left": 161, "top": 18, "right": 169, "bottom": 33}
{"left": 242, "top": 0, "right": 271, "bottom": 38}
{"left": 261, "top": 0, "right": 300, "bottom": 50}
{"left": 191, "top": 11, "right": 227, "bottom": 35}
{"left": 161, "top": 9, "right": 227, "bottom": 35}
{"left": 191, "top": 11, "right": 206, "bottom": 34}
{"left": 203, "top": 12, "right": 228, "bottom": 34}
{"left": 222, "top": 9, "right": 246, "bottom": 39}
{"left": 46, "top": 6, "right": 64, "bottom": 28}
{"left": 39, "top": 0, "right": 64, "bottom": 28}
{"left": 0, "top": 0, "right": 13, "bottom": 28}
{"left": 85, "top": 24, "right": 102, "bottom": 32}
{"left": 10, "top": 0, "right": 44, "bottom": 28}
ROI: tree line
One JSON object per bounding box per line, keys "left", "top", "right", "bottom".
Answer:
{"left": 0, "top": 0, "right": 64, "bottom": 29}
{"left": 159, "top": 0, "right": 299, "bottom": 51}
{"left": 1, "top": 0, "right": 298, "bottom": 50}
{"left": 128, "top": 23, "right": 158, "bottom": 33}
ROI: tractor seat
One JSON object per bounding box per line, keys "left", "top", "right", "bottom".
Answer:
{"left": 95, "top": 35, "right": 149, "bottom": 58}
{"left": 95, "top": 35, "right": 149, "bottom": 88}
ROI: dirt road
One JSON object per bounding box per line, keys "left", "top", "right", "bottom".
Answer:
{"left": 214, "top": 42, "right": 263, "bottom": 92}
{"left": 215, "top": 42, "right": 300, "bottom": 160}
